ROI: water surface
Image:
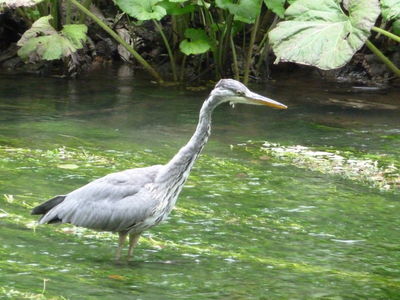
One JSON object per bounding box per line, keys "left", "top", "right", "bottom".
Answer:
{"left": 0, "top": 69, "right": 399, "bottom": 299}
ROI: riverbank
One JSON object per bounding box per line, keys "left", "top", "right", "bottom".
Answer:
{"left": 1, "top": 8, "right": 399, "bottom": 87}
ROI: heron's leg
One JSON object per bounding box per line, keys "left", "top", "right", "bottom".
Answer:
{"left": 115, "top": 232, "right": 128, "bottom": 262}
{"left": 127, "top": 233, "right": 141, "bottom": 261}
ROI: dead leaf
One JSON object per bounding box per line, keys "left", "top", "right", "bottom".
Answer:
{"left": 108, "top": 274, "right": 126, "bottom": 280}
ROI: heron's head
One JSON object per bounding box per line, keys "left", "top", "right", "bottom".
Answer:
{"left": 212, "top": 79, "right": 287, "bottom": 109}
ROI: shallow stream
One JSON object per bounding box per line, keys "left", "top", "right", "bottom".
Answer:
{"left": 0, "top": 69, "right": 399, "bottom": 299}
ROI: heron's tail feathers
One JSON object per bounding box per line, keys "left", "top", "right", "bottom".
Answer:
{"left": 31, "top": 195, "right": 66, "bottom": 216}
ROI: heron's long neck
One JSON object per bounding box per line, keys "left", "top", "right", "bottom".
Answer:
{"left": 155, "top": 94, "right": 219, "bottom": 188}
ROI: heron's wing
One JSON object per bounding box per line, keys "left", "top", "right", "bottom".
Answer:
{"left": 39, "top": 165, "right": 163, "bottom": 232}
{"left": 31, "top": 195, "right": 66, "bottom": 215}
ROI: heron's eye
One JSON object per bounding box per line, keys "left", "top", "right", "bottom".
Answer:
{"left": 236, "top": 90, "right": 245, "bottom": 96}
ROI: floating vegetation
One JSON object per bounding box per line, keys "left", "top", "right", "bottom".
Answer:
{"left": 317, "top": 97, "right": 398, "bottom": 110}
{"left": 0, "top": 146, "right": 113, "bottom": 168}
{"left": 0, "top": 287, "right": 67, "bottom": 299}
{"left": 261, "top": 142, "right": 399, "bottom": 191}
{"left": 234, "top": 142, "right": 400, "bottom": 191}
{"left": 4, "top": 194, "right": 14, "bottom": 203}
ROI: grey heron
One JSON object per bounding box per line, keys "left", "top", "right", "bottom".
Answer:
{"left": 31, "top": 79, "right": 287, "bottom": 262}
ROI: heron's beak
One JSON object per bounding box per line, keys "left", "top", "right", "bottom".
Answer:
{"left": 246, "top": 91, "right": 287, "bottom": 109}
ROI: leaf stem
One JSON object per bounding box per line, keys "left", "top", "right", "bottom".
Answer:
{"left": 68, "top": 0, "right": 163, "bottom": 83}
{"left": 171, "top": 16, "right": 178, "bottom": 48}
{"left": 153, "top": 20, "right": 178, "bottom": 81}
{"left": 218, "top": 12, "right": 234, "bottom": 72}
{"left": 365, "top": 40, "right": 400, "bottom": 77}
{"left": 37, "top": 2, "right": 48, "bottom": 20}
{"left": 50, "top": 0, "right": 59, "bottom": 30}
{"left": 255, "top": 15, "right": 279, "bottom": 77}
{"left": 15, "top": 8, "right": 32, "bottom": 26}
{"left": 79, "top": 0, "right": 92, "bottom": 24}
{"left": 200, "top": 1, "right": 219, "bottom": 78}
{"left": 66, "top": 0, "right": 72, "bottom": 24}
{"left": 180, "top": 55, "right": 187, "bottom": 81}
{"left": 230, "top": 33, "right": 239, "bottom": 80}
{"left": 243, "top": 13, "right": 260, "bottom": 85}
{"left": 372, "top": 26, "right": 400, "bottom": 43}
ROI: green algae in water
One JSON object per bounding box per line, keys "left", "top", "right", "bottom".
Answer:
{"left": 1, "top": 145, "right": 400, "bottom": 299}
{"left": 1, "top": 74, "right": 400, "bottom": 299}
{"left": 233, "top": 141, "right": 400, "bottom": 191}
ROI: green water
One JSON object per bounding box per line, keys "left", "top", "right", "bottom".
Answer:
{"left": 0, "top": 69, "right": 399, "bottom": 299}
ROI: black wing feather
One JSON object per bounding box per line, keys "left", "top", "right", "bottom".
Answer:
{"left": 31, "top": 195, "right": 66, "bottom": 215}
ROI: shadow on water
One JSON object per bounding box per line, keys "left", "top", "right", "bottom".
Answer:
{"left": 0, "top": 68, "right": 399, "bottom": 299}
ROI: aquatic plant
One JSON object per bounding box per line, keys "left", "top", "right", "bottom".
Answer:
{"left": 235, "top": 141, "right": 400, "bottom": 191}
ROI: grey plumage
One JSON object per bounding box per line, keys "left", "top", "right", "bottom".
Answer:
{"left": 31, "top": 195, "right": 66, "bottom": 219}
{"left": 32, "top": 79, "right": 287, "bottom": 261}
{"left": 36, "top": 165, "right": 162, "bottom": 232}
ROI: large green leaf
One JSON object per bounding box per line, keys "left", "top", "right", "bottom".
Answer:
{"left": 17, "top": 15, "right": 57, "bottom": 44}
{"left": 215, "top": 0, "right": 262, "bottom": 24}
{"left": 159, "top": 0, "right": 195, "bottom": 16}
{"left": 381, "top": 0, "right": 400, "bottom": 21}
{"left": 18, "top": 36, "right": 71, "bottom": 61}
{"left": 268, "top": 0, "right": 380, "bottom": 70}
{"left": 115, "top": 0, "right": 166, "bottom": 21}
{"left": 61, "top": 24, "right": 88, "bottom": 48}
{"left": 264, "top": 0, "right": 286, "bottom": 18}
{"left": 17, "top": 16, "right": 87, "bottom": 63}
{"left": 179, "top": 28, "right": 212, "bottom": 55}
